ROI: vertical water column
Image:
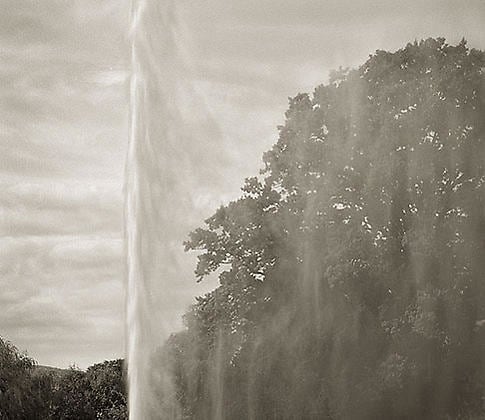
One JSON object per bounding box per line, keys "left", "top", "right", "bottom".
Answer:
{"left": 126, "top": 1, "right": 183, "bottom": 418}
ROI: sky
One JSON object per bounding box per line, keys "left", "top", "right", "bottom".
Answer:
{"left": 1, "top": 0, "right": 484, "bottom": 369}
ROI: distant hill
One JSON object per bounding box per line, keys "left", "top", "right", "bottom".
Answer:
{"left": 34, "top": 364, "right": 68, "bottom": 376}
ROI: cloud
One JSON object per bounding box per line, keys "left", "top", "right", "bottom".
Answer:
{"left": 0, "top": 0, "right": 128, "bottom": 184}
{"left": 183, "top": 0, "right": 485, "bottom": 96}
{"left": 0, "top": 180, "right": 124, "bottom": 369}
{"left": 0, "top": 234, "right": 124, "bottom": 368}
{"left": 0, "top": 181, "right": 122, "bottom": 236}
{"left": 0, "top": 235, "right": 123, "bottom": 293}
{"left": 2, "top": 0, "right": 485, "bottom": 370}
{"left": 1, "top": 291, "right": 125, "bottom": 368}
{"left": 49, "top": 237, "right": 122, "bottom": 269}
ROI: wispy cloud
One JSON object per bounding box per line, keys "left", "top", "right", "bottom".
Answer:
{"left": 0, "top": 0, "right": 127, "bottom": 368}
{"left": 1, "top": 0, "right": 484, "bottom": 369}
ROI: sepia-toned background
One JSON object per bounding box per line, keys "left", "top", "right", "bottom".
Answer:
{"left": 1, "top": 0, "right": 484, "bottom": 368}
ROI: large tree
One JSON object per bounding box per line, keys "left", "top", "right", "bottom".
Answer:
{"left": 175, "top": 38, "right": 485, "bottom": 419}
{"left": 0, "top": 337, "right": 51, "bottom": 419}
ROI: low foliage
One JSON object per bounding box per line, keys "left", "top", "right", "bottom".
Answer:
{"left": 0, "top": 337, "right": 127, "bottom": 419}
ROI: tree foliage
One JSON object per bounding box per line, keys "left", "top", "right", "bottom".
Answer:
{"left": 174, "top": 38, "right": 485, "bottom": 419}
{"left": 50, "top": 360, "right": 127, "bottom": 420}
{"left": 0, "top": 337, "right": 47, "bottom": 419}
{"left": 0, "top": 336, "right": 127, "bottom": 420}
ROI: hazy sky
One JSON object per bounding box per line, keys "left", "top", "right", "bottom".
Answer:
{"left": 1, "top": 0, "right": 484, "bottom": 368}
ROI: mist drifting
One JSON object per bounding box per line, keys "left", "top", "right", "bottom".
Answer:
{"left": 128, "top": 1, "right": 485, "bottom": 418}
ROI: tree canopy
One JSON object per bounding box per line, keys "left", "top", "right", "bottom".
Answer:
{"left": 171, "top": 38, "right": 485, "bottom": 419}
{"left": 0, "top": 336, "right": 127, "bottom": 420}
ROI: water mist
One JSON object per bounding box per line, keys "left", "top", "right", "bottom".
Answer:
{"left": 125, "top": 3, "right": 485, "bottom": 417}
